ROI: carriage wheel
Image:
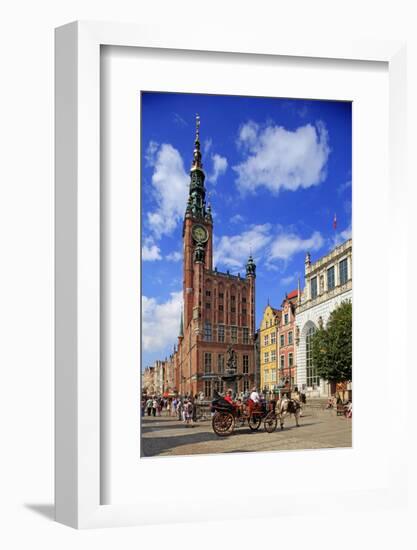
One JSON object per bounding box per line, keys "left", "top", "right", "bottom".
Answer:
{"left": 248, "top": 414, "right": 262, "bottom": 431}
{"left": 264, "top": 412, "right": 278, "bottom": 433}
{"left": 212, "top": 411, "right": 235, "bottom": 436}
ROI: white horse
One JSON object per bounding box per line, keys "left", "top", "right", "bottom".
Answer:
{"left": 278, "top": 396, "right": 301, "bottom": 429}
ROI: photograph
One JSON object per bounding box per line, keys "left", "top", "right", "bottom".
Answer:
{"left": 140, "top": 91, "right": 352, "bottom": 457}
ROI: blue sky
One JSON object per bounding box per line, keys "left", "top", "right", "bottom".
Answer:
{"left": 141, "top": 92, "right": 352, "bottom": 368}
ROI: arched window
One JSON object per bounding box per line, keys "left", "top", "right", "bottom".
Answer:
{"left": 306, "top": 325, "right": 319, "bottom": 387}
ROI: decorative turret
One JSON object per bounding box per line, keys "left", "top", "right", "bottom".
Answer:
{"left": 246, "top": 254, "right": 256, "bottom": 277}
{"left": 305, "top": 251, "right": 311, "bottom": 269}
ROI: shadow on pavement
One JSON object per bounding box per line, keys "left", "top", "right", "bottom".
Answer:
{"left": 142, "top": 429, "right": 221, "bottom": 457}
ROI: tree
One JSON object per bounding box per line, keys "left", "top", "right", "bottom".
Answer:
{"left": 311, "top": 301, "right": 352, "bottom": 383}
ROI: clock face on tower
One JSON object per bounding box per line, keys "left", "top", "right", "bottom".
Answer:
{"left": 192, "top": 224, "right": 208, "bottom": 243}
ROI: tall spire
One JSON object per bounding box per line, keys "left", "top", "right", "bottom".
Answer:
{"left": 187, "top": 114, "right": 207, "bottom": 220}
{"left": 191, "top": 113, "right": 203, "bottom": 170}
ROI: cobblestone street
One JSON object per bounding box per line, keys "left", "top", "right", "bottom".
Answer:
{"left": 141, "top": 406, "right": 352, "bottom": 457}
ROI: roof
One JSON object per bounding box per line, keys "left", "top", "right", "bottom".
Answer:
{"left": 287, "top": 289, "right": 299, "bottom": 300}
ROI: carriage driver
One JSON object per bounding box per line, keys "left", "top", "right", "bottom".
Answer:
{"left": 247, "top": 387, "right": 260, "bottom": 415}
{"left": 250, "top": 387, "right": 260, "bottom": 404}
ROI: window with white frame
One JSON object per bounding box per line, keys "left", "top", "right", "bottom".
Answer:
{"left": 288, "top": 331, "right": 293, "bottom": 345}
{"left": 218, "top": 324, "right": 225, "bottom": 343}
{"left": 280, "top": 354, "right": 285, "bottom": 370}
{"left": 242, "top": 327, "right": 249, "bottom": 344}
{"left": 270, "top": 332, "right": 276, "bottom": 344}
{"left": 231, "top": 326, "right": 237, "bottom": 343}
{"left": 264, "top": 351, "right": 269, "bottom": 363}
{"left": 271, "top": 349, "right": 276, "bottom": 362}
{"left": 280, "top": 334, "right": 285, "bottom": 346}
{"left": 263, "top": 334, "right": 269, "bottom": 346}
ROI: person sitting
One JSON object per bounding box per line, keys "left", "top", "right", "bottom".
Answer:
{"left": 250, "top": 387, "right": 260, "bottom": 404}
{"left": 224, "top": 389, "right": 234, "bottom": 404}
{"left": 247, "top": 387, "right": 260, "bottom": 415}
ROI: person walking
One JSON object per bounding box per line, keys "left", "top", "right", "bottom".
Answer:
{"left": 152, "top": 397, "right": 157, "bottom": 417}
{"left": 146, "top": 397, "right": 153, "bottom": 416}
{"left": 177, "top": 398, "right": 183, "bottom": 421}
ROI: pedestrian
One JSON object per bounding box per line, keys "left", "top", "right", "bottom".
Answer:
{"left": 146, "top": 397, "right": 153, "bottom": 416}
{"left": 192, "top": 395, "right": 198, "bottom": 423}
{"left": 152, "top": 397, "right": 157, "bottom": 417}
{"left": 177, "top": 398, "right": 183, "bottom": 421}
{"left": 166, "top": 399, "right": 171, "bottom": 416}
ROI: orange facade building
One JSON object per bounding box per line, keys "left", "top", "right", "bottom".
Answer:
{"left": 172, "top": 117, "right": 256, "bottom": 398}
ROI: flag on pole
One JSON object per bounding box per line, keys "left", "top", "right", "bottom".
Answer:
{"left": 333, "top": 213, "right": 337, "bottom": 230}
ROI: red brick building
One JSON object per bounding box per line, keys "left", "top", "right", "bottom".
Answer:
{"left": 173, "top": 117, "right": 256, "bottom": 398}
{"left": 277, "top": 289, "right": 299, "bottom": 388}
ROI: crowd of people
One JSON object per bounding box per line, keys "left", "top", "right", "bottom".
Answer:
{"left": 141, "top": 386, "right": 310, "bottom": 423}
{"left": 141, "top": 395, "right": 200, "bottom": 424}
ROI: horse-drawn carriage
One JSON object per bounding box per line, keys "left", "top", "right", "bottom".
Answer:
{"left": 211, "top": 391, "right": 278, "bottom": 436}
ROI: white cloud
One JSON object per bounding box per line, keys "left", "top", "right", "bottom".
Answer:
{"left": 145, "top": 140, "right": 159, "bottom": 166}
{"left": 142, "top": 243, "right": 162, "bottom": 261}
{"left": 166, "top": 250, "right": 182, "bottom": 262}
{"left": 147, "top": 143, "right": 189, "bottom": 238}
{"left": 332, "top": 224, "right": 352, "bottom": 247}
{"left": 204, "top": 138, "right": 213, "bottom": 155}
{"left": 208, "top": 153, "right": 228, "bottom": 184}
{"left": 238, "top": 120, "right": 259, "bottom": 148}
{"left": 280, "top": 274, "right": 296, "bottom": 286}
{"left": 338, "top": 179, "right": 352, "bottom": 194}
{"left": 214, "top": 224, "right": 272, "bottom": 271}
{"left": 234, "top": 121, "right": 330, "bottom": 194}
{"left": 173, "top": 113, "right": 187, "bottom": 127}
{"left": 230, "top": 213, "right": 245, "bottom": 224}
{"left": 142, "top": 291, "right": 182, "bottom": 353}
{"left": 269, "top": 231, "right": 324, "bottom": 261}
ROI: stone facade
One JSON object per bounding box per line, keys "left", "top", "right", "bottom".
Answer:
{"left": 295, "top": 239, "right": 352, "bottom": 397}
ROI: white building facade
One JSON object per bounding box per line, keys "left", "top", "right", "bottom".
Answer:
{"left": 295, "top": 239, "right": 352, "bottom": 398}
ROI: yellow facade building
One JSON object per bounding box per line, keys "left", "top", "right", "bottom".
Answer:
{"left": 259, "top": 305, "right": 281, "bottom": 393}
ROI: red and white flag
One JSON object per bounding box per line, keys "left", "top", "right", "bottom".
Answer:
{"left": 333, "top": 213, "right": 337, "bottom": 230}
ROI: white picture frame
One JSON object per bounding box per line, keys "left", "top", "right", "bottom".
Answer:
{"left": 55, "top": 21, "right": 407, "bottom": 529}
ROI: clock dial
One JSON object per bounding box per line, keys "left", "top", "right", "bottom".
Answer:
{"left": 192, "top": 224, "right": 208, "bottom": 243}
